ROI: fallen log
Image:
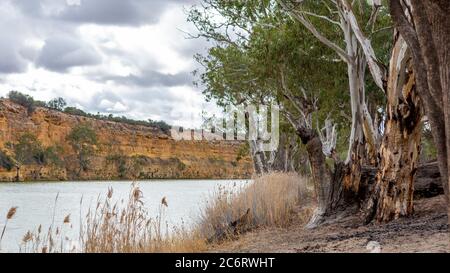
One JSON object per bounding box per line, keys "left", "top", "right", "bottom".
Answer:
{"left": 361, "top": 161, "right": 443, "bottom": 198}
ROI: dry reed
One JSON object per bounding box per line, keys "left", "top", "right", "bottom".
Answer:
{"left": 0, "top": 207, "right": 18, "bottom": 249}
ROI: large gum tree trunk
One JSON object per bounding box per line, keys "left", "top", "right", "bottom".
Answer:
{"left": 389, "top": 0, "right": 449, "bottom": 244}
{"left": 341, "top": 22, "right": 380, "bottom": 200}
{"left": 291, "top": 125, "right": 346, "bottom": 228}
{"left": 342, "top": 58, "right": 377, "bottom": 202}
{"left": 365, "top": 34, "right": 423, "bottom": 222}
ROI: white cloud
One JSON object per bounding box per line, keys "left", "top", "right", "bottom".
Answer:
{"left": 66, "top": 0, "right": 81, "bottom": 7}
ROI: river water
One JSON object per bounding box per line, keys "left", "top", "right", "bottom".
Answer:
{"left": 0, "top": 179, "right": 250, "bottom": 252}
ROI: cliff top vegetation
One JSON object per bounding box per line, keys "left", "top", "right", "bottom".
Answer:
{"left": 1, "top": 91, "right": 171, "bottom": 134}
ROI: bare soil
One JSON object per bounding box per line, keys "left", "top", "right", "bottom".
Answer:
{"left": 210, "top": 195, "right": 449, "bottom": 253}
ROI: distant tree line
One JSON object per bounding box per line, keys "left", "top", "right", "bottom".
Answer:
{"left": 4, "top": 91, "right": 171, "bottom": 134}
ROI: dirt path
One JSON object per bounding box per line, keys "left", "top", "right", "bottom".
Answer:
{"left": 210, "top": 195, "right": 449, "bottom": 253}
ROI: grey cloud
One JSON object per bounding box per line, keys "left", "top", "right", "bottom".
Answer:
{"left": 0, "top": 3, "right": 30, "bottom": 74}
{"left": 12, "top": 0, "right": 198, "bottom": 26}
{"left": 102, "top": 70, "right": 191, "bottom": 88}
{"left": 11, "top": 0, "right": 45, "bottom": 18}
{"left": 178, "top": 38, "right": 209, "bottom": 59}
{"left": 11, "top": 0, "right": 199, "bottom": 24}
{"left": 126, "top": 88, "right": 185, "bottom": 104}
{"left": 0, "top": 43, "right": 28, "bottom": 74}
{"left": 71, "top": 88, "right": 183, "bottom": 122}
{"left": 55, "top": 0, "right": 197, "bottom": 26}
{"left": 57, "top": 0, "right": 159, "bottom": 25}
{"left": 84, "top": 90, "right": 129, "bottom": 113}
{"left": 122, "top": 89, "right": 190, "bottom": 122}
{"left": 36, "top": 35, "right": 102, "bottom": 72}
{"left": 19, "top": 45, "right": 40, "bottom": 63}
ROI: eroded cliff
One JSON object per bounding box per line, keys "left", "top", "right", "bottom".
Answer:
{"left": 0, "top": 99, "right": 252, "bottom": 181}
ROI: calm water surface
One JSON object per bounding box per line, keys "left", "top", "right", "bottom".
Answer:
{"left": 0, "top": 179, "right": 250, "bottom": 252}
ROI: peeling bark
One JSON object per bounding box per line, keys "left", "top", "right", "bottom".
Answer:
{"left": 365, "top": 33, "right": 423, "bottom": 223}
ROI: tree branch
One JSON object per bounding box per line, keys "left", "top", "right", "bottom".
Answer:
{"left": 277, "top": 0, "right": 353, "bottom": 64}
{"left": 301, "top": 11, "right": 341, "bottom": 26}
{"left": 338, "top": 0, "right": 387, "bottom": 92}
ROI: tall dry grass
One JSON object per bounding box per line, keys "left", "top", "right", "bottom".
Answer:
{"left": 195, "top": 172, "right": 313, "bottom": 243}
{"left": 80, "top": 185, "right": 207, "bottom": 253}
{"left": 18, "top": 183, "right": 206, "bottom": 253}
{"left": 11, "top": 172, "right": 313, "bottom": 253}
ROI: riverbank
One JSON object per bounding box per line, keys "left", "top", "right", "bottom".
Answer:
{"left": 209, "top": 195, "right": 449, "bottom": 253}
{"left": 0, "top": 177, "right": 252, "bottom": 183}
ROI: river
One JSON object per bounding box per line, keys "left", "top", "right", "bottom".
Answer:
{"left": 0, "top": 179, "right": 250, "bottom": 252}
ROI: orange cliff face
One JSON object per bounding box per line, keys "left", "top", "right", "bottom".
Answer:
{"left": 0, "top": 99, "right": 253, "bottom": 182}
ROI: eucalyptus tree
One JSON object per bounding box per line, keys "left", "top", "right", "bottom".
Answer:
{"left": 388, "top": 0, "right": 450, "bottom": 228}
{"left": 188, "top": 0, "right": 352, "bottom": 176}
{"left": 277, "top": 0, "right": 429, "bottom": 224}
{"left": 277, "top": 0, "right": 385, "bottom": 170}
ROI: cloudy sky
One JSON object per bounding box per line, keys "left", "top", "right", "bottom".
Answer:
{"left": 0, "top": 0, "right": 217, "bottom": 128}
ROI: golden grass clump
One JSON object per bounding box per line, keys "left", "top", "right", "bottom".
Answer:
{"left": 195, "top": 172, "right": 313, "bottom": 243}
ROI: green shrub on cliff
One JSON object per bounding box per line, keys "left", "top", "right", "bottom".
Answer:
{"left": 64, "top": 106, "right": 88, "bottom": 116}
{"left": 62, "top": 107, "right": 171, "bottom": 134}
{"left": 8, "top": 91, "right": 37, "bottom": 114}
{"left": 0, "top": 150, "right": 15, "bottom": 171}
{"left": 44, "top": 145, "right": 64, "bottom": 166}
{"left": 47, "top": 97, "right": 67, "bottom": 111}
{"left": 13, "top": 133, "right": 46, "bottom": 165}
{"left": 67, "top": 123, "right": 98, "bottom": 173}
